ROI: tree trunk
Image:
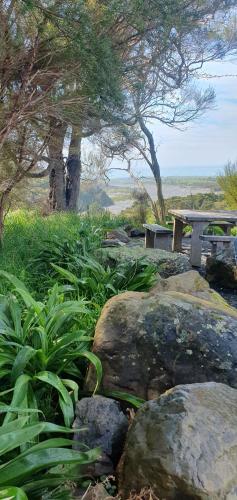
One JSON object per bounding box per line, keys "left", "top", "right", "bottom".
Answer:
{"left": 48, "top": 120, "right": 67, "bottom": 211}
{"left": 65, "top": 126, "right": 82, "bottom": 211}
{"left": 137, "top": 115, "right": 166, "bottom": 224}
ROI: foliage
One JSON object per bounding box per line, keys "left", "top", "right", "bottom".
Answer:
{"left": 165, "top": 192, "right": 226, "bottom": 211}
{"left": 0, "top": 417, "right": 99, "bottom": 499}
{"left": 51, "top": 256, "right": 157, "bottom": 302}
{"left": 204, "top": 225, "right": 225, "bottom": 236}
{"left": 0, "top": 210, "right": 123, "bottom": 295}
{"left": 0, "top": 271, "right": 102, "bottom": 426}
{"left": 217, "top": 161, "right": 237, "bottom": 209}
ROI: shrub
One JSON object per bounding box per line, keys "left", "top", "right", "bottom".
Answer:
{"left": 0, "top": 271, "right": 102, "bottom": 426}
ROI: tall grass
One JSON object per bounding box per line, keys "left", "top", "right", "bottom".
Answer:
{"left": 0, "top": 209, "right": 120, "bottom": 294}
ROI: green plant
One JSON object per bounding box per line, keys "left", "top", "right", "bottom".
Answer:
{"left": 0, "top": 210, "right": 122, "bottom": 295}
{"left": 204, "top": 225, "right": 225, "bottom": 236}
{"left": 52, "top": 255, "right": 157, "bottom": 304}
{"left": 0, "top": 417, "right": 99, "bottom": 499}
{"left": 0, "top": 272, "right": 102, "bottom": 426}
{"left": 231, "top": 227, "right": 237, "bottom": 237}
{"left": 217, "top": 161, "right": 237, "bottom": 209}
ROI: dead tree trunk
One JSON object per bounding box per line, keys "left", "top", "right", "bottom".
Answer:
{"left": 137, "top": 115, "right": 166, "bottom": 224}
{"left": 65, "top": 126, "right": 82, "bottom": 211}
{"left": 48, "top": 120, "right": 67, "bottom": 211}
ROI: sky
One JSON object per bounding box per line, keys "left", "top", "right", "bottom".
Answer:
{"left": 109, "top": 58, "right": 237, "bottom": 178}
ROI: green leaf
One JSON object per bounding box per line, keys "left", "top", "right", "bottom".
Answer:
{"left": 51, "top": 264, "right": 79, "bottom": 285}
{"left": 62, "top": 379, "right": 79, "bottom": 403}
{"left": 0, "top": 272, "right": 28, "bottom": 292}
{"left": 104, "top": 390, "right": 145, "bottom": 408}
{"left": 4, "top": 375, "right": 31, "bottom": 424}
{"left": 35, "top": 372, "right": 74, "bottom": 427}
{"left": 11, "top": 347, "right": 36, "bottom": 383}
{"left": 78, "top": 352, "right": 102, "bottom": 394}
{"left": 0, "top": 487, "right": 28, "bottom": 499}
{"left": 0, "top": 448, "right": 101, "bottom": 486}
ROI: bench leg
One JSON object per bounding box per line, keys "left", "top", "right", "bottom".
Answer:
{"left": 172, "top": 218, "right": 183, "bottom": 252}
{"left": 145, "top": 229, "right": 155, "bottom": 248}
{"left": 190, "top": 222, "right": 206, "bottom": 267}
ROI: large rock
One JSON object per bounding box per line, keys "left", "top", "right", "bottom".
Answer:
{"left": 86, "top": 271, "right": 237, "bottom": 400}
{"left": 73, "top": 396, "right": 128, "bottom": 476}
{"left": 98, "top": 246, "right": 191, "bottom": 278}
{"left": 119, "top": 382, "right": 237, "bottom": 499}
{"left": 206, "top": 246, "right": 237, "bottom": 289}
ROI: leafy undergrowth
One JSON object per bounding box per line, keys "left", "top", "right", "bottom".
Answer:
{"left": 0, "top": 210, "right": 154, "bottom": 498}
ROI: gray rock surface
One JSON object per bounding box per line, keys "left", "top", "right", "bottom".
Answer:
{"left": 73, "top": 396, "right": 128, "bottom": 476}
{"left": 99, "top": 246, "right": 191, "bottom": 278}
{"left": 86, "top": 271, "right": 237, "bottom": 400}
{"left": 106, "top": 229, "right": 130, "bottom": 244}
{"left": 101, "top": 239, "right": 126, "bottom": 247}
{"left": 119, "top": 382, "right": 237, "bottom": 500}
{"left": 206, "top": 246, "right": 237, "bottom": 289}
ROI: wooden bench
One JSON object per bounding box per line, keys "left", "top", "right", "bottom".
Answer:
{"left": 200, "top": 235, "right": 235, "bottom": 256}
{"left": 143, "top": 224, "right": 173, "bottom": 251}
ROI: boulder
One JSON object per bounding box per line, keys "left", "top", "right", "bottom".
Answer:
{"left": 151, "top": 270, "right": 229, "bottom": 305}
{"left": 86, "top": 271, "right": 237, "bottom": 400}
{"left": 119, "top": 382, "right": 237, "bottom": 500}
{"left": 206, "top": 246, "right": 237, "bottom": 289}
{"left": 106, "top": 229, "right": 130, "bottom": 244}
{"left": 73, "top": 396, "right": 128, "bottom": 476}
{"left": 99, "top": 246, "right": 191, "bottom": 278}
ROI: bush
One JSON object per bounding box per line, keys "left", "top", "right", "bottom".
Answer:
{"left": 0, "top": 209, "right": 123, "bottom": 295}
{"left": 0, "top": 271, "right": 102, "bottom": 426}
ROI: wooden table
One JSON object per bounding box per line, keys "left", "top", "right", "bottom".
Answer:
{"left": 168, "top": 209, "right": 237, "bottom": 267}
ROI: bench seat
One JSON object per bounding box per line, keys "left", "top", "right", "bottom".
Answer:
{"left": 143, "top": 224, "right": 173, "bottom": 251}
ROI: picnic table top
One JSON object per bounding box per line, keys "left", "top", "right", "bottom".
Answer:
{"left": 168, "top": 209, "right": 237, "bottom": 223}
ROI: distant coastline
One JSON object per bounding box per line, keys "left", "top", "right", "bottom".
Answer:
{"left": 104, "top": 175, "right": 221, "bottom": 214}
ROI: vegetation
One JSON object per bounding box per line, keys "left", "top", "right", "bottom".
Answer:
{"left": 217, "top": 161, "right": 237, "bottom": 209}
{"left": 121, "top": 191, "right": 226, "bottom": 226}
{"left": 0, "top": 209, "right": 154, "bottom": 497}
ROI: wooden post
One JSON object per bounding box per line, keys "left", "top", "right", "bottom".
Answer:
{"left": 190, "top": 222, "right": 206, "bottom": 267}
{"left": 172, "top": 218, "right": 183, "bottom": 252}
{"left": 145, "top": 228, "right": 155, "bottom": 248}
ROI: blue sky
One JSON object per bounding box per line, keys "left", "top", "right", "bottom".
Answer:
{"left": 85, "top": 58, "right": 237, "bottom": 178}
{"left": 140, "top": 59, "right": 237, "bottom": 177}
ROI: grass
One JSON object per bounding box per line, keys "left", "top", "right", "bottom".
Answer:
{"left": 0, "top": 209, "right": 126, "bottom": 294}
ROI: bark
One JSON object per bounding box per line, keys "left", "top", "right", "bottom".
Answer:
{"left": 65, "top": 126, "right": 82, "bottom": 211}
{"left": 48, "top": 120, "right": 67, "bottom": 211}
{"left": 137, "top": 115, "right": 166, "bottom": 224}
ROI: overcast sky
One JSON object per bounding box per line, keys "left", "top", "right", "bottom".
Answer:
{"left": 132, "top": 58, "right": 237, "bottom": 177}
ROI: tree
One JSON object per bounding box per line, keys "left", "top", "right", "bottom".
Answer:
{"left": 0, "top": 0, "right": 123, "bottom": 229}
{"left": 217, "top": 161, "right": 237, "bottom": 208}
{"left": 97, "top": 0, "right": 237, "bottom": 223}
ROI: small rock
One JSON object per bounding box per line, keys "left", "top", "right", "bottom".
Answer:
{"left": 73, "top": 396, "right": 128, "bottom": 476}
{"left": 119, "top": 382, "right": 237, "bottom": 499}
{"left": 106, "top": 229, "right": 130, "bottom": 244}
